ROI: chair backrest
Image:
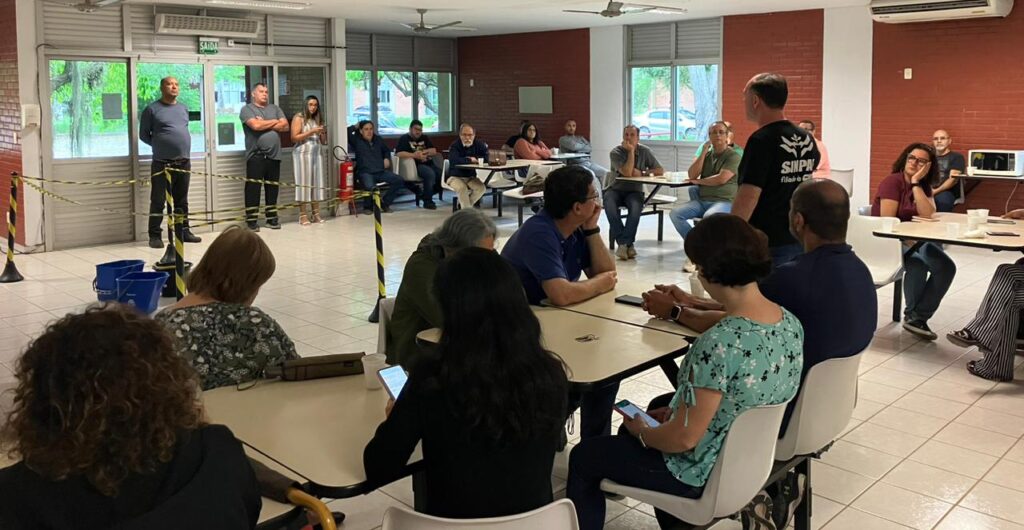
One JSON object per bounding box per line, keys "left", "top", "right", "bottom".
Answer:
{"left": 830, "top": 168, "right": 854, "bottom": 197}
{"left": 699, "top": 402, "right": 788, "bottom": 520}
{"left": 397, "top": 157, "right": 419, "bottom": 182}
{"left": 376, "top": 297, "right": 397, "bottom": 355}
{"left": 846, "top": 214, "right": 904, "bottom": 285}
{"left": 380, "top": 499, "right": 580, "bottom": 530}
{"left": 775, "top": 353, "right": 863, "bottom": 460}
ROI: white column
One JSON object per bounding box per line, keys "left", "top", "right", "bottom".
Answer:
{"left": 16, "top": 0, "right": 43, "bottom": 249}
{"left": 589, "top": 25, "right": 625, "bottom": 172}
{"left": 822, "top": 6, "right": 874, "bottom": 208}
{"left": 328, "top": 17, "right": 347, "bottom": 212}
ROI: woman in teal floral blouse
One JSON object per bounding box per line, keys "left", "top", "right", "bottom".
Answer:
{"left": 567, "top": 214, "right": 804, "bottom": 530}
{"left": 156, "top": 226, "right": 298, "bottom": 390}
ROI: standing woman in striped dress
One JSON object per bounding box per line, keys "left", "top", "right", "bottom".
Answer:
{"left": 291, "top": 95, "right": 328, "bottom": 225}
{"left": 947, "top": 210, "right": 1024, "bottom": 381}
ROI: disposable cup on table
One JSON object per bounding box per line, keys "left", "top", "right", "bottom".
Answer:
{"left": 967, "top": 217, "right": 983, "bottom": 230}
{"left": 977, "top": 209, "right": 990, "bottom": 219}
{"left": 946, "top": 223, "right": 962, "bottom": 239}
{"left": 689, "top": 274, "right": 705, "bottom": 298}
{"left": 362, "top": 353, "right": 387, "bottom": 390}
{"left": 881, "top": 218, "right": 897, "bottom": 232}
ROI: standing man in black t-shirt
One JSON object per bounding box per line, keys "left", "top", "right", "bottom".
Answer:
{"left": 395, "top": 120, "right": 438, "bottom": 210}
{"left": 931, "top": 129, "right": 967, "bottom": 212}
{"left": 731, "top": 72, "right": 820, "bottom": 267}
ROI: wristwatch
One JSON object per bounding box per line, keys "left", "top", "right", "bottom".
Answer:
{"left": 582, "top": 227, "right": 601, "bottom": 237}
{"left": 669, "top": 304, "right": 683, "bottom": 322}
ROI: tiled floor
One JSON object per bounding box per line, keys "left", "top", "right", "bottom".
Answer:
{"left": 1, "top": 197, "right": 1023, "bottom": 529}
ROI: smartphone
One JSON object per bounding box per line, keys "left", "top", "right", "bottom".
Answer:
{"left": 613, "top": 399, "right": 660, "bottom": 428}
{"left": 988, "top": 219, "right": 1015, "bottom": 225}
{"left": 986, "top": 231, "right": 1020, "bottom": 237}
{"left": 615, "top": 295, "right": 644, "bottom": 307}
{"left": 377, "top": 365, "right": 408, "bottom": 400}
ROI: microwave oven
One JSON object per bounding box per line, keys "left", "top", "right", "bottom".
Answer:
{"left": 968, "top": 150, "right": 1024, "bottom": 178}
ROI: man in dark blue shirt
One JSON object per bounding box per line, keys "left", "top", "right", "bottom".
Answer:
{"left": 502, "top": 166, "right": 618, "bottom": 439}
{"left": 446, "top": 124, "right": 489, "bottom": 209}
{"left": 351, "top": 120, "right": 405, "bottom": 212}
{"left": 643, "top": 179, "right": 876, "bottom": 432}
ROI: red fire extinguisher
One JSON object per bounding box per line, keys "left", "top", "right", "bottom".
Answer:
{"left": 333, "top": 145, "right": 354, "bottom": 205}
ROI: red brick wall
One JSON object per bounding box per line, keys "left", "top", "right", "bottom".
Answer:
{"left": 457, "top": 29, "right": 589, "bottom": 150}
{"left": 722, "top": 10, "right": 824, "bottom": 147}
{"left": 871, "top": 10, "right": 1024, "bottom": 212}
{"left": 0, "top": 0, "right": 23, "bottom": 246}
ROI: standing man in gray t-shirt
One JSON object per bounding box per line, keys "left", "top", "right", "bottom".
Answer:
{"left": 140, "top": 76, "right": 201, "bottom": 248}
{"left": 239, "top": 82, "right": 288, "bottom": 231}
{"left": 605, "top": 125, "right": 663, "bottom": 260}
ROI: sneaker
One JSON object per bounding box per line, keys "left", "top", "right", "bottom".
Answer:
{"left": 423, "top": 201, "right": 437, "bottom": 210}
{"left": 265, "top": 220, "right": 281, "bottom": 230}
{"left": 246, "top": 221, "right": 260, "bottom": 232}
{"left": 903, "top": 319, "right": 937, "bottom": 340}
{"left": 771, "top": 472, "right": 805, "bottom": 529}
{"left": 740, "top": 492, "right": 776, "bottom": 530}
{"left": 615, "top": 244, "right": 629, "bottom": 261}
{"left": 148, "top": 236, "right": 163, "bottom": 249}
{"left": 627, "top": 245, "right": 637, "bottom": 259}
{"left": 182, "top": 230, "right": 202, "bottom": 243}
{"left": 382, "top": 205, "right": 393, "bottom": 213}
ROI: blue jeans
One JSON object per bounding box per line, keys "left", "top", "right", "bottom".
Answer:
{"left": 903, "top": 242, "right": 956, "bottom": 322}
{"left": 669, "top": 189, "right": 732, "bottom": 239}
{"left": 770, "top": 243, "right": 803, "bottom": 268}
{"left": 358, "top": 170, "right": 404, "bottom": 208}
{"left": 604, "top": 189, "right": 645, "bottom": 246}
{"left": 567, "top": 393, "right": 703, "bottom": 530}
{"left": 934, "top": 190, "right": 957, "bottom": 213}
{"left": 414, "top": 163, "right": 438, "bottom": 203}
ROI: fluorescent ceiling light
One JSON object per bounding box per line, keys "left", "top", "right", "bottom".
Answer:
{"left": 204, "top": 0, "right": 312, "bottom": 10}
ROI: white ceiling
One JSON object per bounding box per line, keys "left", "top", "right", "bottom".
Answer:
{"left": 163, "top": 0, "right": 870, "bottom": 37}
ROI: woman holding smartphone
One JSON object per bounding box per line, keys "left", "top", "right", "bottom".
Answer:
{"left": 363, "top": 248, "right": 569, "bottom": 519}
{"left": 566, "top": 215, "right": 804, "bottom": 530}
{"left": 290, "top": 95, "right": 328, "bottom": 225}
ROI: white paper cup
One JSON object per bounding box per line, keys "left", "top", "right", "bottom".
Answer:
{"left": 551, "top": 148, "right": 560, "bottom": 155}
{"left": 881, "top": 218, "right": 897, "bottom": 232}
{"left": 967, "top": 217, "right": 982, "bottom": 230}
{"left": 361, "top": 353, "right": 387, "bottom": 390}
{"left": 477, "top": 159, "right": 484, "bottom": 166}
{"left": 689, "top": 274, "right": 705, "bottom": 298}
{"left": 977, "top": 209, "right": 990, "bottom": 219}
{"left": 946, "top": 223, "right": 961, "bottom": 239}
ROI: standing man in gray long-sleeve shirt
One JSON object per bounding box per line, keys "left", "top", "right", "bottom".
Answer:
{"left": 140, "top": 76, "right": 201, "bottom": 248}
{"left": 558, "top": 119, "right": 608, "bottom": 188}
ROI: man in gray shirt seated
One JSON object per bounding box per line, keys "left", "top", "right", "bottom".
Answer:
{"left": 605, "top": 125, "right": 663, "bottom": 261}
{"left": 558, "top": 119, "right": 608, "bottom": 187}
{"left": 239, "top": 83, "right": 289, "bottom": 231}
{"left": 140, "top": 76, "right": 201, "bottom": 248}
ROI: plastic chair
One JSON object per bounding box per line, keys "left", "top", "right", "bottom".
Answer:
{"left": 380, "top": 499, "right": 580, "bottom": 530}
{"left": 847, "top": 214, "right": 905, "bottom": 322}
{"left": 600, "top": 402, "right": 789, "bottom": 527}
{"left": 830, "top": 168, "right": 854, "bottom": 197}
{"left": 775, "top": 353, "right": 863, "bottom": 461}
{"left": 376, "top": 297, "right": 396, "bottom": 355}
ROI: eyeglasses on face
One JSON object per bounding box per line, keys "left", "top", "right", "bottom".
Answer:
{"left": 906, "top": 154, "right": 930, "bottom": 165}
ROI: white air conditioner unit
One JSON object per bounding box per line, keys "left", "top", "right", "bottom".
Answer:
{"left": 155, "top": 13, "right": 262, "bottom": 38}
{"left": 871, "top": 0, "right": 1013, "bottom": 23}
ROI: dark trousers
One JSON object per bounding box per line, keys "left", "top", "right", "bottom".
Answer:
{"left": 567, "top": 392, "right": 701, "bottom": 530}
{"left": 149, "top": 158, "right": 192, "bottom": 239}
{"left": 358, "top": 170, "right": 404, "bottom": 209}
{"left": 568, "top": 382, "right": 621, "bottom": 440}
{"left": 415, "top": 163, "right": 438, "bottom": 202}
{"left": 245, "top": 156, "right": 281, "bottom": 222}
{"left": 934, "top": 190, "right": 957, "bottom": 212}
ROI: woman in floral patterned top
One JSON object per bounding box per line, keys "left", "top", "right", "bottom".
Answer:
{"left": 156, "top": 226, "right": 297, "bottom": 391}
{"left": 567, "top": 214, "right": 803, "bottom": 530}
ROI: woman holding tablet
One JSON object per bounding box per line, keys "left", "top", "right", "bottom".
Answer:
{"left": 363, "top": 248, "right": 569, "bottom": 519}
{"left": 566, "top": 215, "right": 804, "bottom": 530}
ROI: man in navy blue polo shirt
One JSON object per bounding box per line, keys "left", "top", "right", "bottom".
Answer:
{"left": 502, "top": 165, "right": 618, "bottom": 439}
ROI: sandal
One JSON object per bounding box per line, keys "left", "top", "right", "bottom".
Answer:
{"left": 967, "top": 360, "right": 1012, "bottom": 382}
{"left": 312, "top": 212, "right": 326, "bottom": 224}
{"left": 299, "top": 214, "right": 311, "bottom": 226}
{"left": 947, "top": 329, "right": 980, "bottom": 348}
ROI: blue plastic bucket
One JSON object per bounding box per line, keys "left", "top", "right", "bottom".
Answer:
{"left": 94, "top": 259, "right": 146, "bottom": 301}
{"left": 116, "top": 271, "right": 169, "bottom": 314}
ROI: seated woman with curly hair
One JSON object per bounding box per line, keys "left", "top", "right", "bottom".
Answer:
{"left": 0, "top": 305, "right": 261, "bottom": 529}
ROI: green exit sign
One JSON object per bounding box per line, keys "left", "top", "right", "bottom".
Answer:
{"left": 199, "top": 38, "right": 219, "bottom": 55}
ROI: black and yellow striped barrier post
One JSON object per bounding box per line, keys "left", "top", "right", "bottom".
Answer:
{"left": 0, "top": 172, "right": 23, "bottom": 283}
{"left": 368, "top": 188, "right": 385, "bottom": 323}
{"left": 164, "top": 169, "right": 186, "bottom": 300}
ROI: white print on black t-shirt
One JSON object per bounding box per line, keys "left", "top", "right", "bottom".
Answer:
{"left": 780, "top": 134, "right": 815, "bottom": 158}
{"left": 781, "top": 159, "right": 817, "bottom": 176}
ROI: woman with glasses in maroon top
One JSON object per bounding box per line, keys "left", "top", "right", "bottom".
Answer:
{"left": 871, "top": 142, "right": 956, "bottom": 341}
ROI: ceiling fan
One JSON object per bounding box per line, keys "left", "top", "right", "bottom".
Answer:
{"left": 564, "top": 1, "right": 686, "bottom": 17}
{"left": 399, "top": 9, "right": 475, "bottom": 34}
{"left": 65, "top": 0, "right": 122, "bottom": 12}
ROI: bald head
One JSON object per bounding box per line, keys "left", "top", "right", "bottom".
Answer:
{"left": 791, "top": 179, "right": 850, "bottom": 242}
